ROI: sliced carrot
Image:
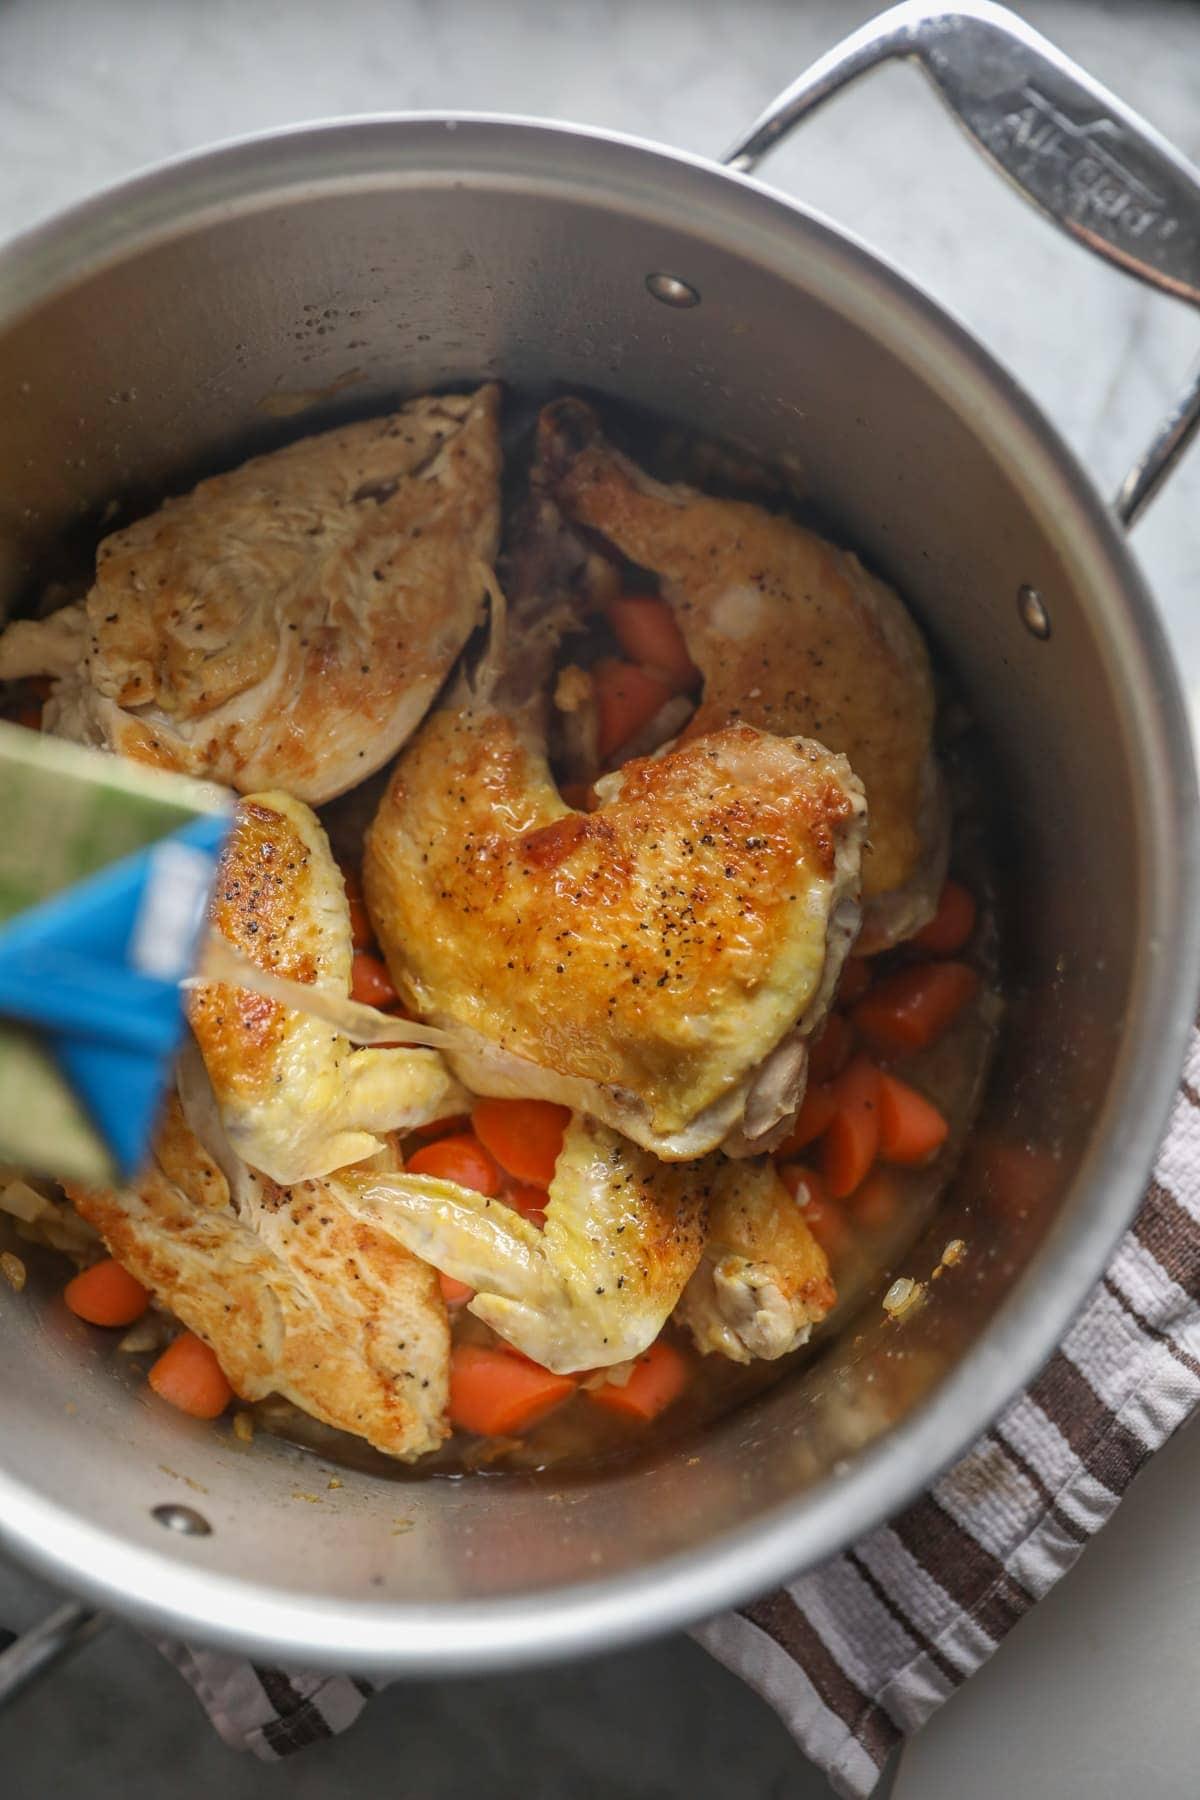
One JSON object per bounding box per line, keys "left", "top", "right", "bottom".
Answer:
{"left": 912, "top": 880, "right": 977, "bottom": 955}
{"left": 820, "top": 1055, "right": 882, "bottom": 1199}
{"left": 808, "top": 1012, "right": 855, "bottom": 1084}
{"left": 340, "top": 865, "right": 375, "bottom": 952}
{"left": 449, "top": 1344, "right": 575, "bottom": 1436}
{"left": 774, "top": 1082, "right": 837, "bottom": 1159}
{"left": 850, "top": 1167, "right": 901, "bottom": 1230}
{"left": 148, "top": 1331, "right": 234, "bottom": 1420}
{"left": 837, "top": 957, "right": 873, "bottom": 1007}
{"left": 559, "top": 781, "right": 596, "bottom": 812}
{"left": 471, "top": 1097, "right": 570, "bottom": 1187}
{"left": 877, "top": 1072, "right": 950, "bottom": 1166}
{"left": 588, "top": 1339, "right": 690, "bottom": 1422}
{"left": 63, "top": 1257, "right": 150, "bottom": 1328}
{"left": 593, "top": 657, "right": 675, "bottom": 761}
{"left": 350, "top": 950, "right": 398, "bottom": 1009}
{"left": 438, "top": 1271, "right": 474, "bottom": 1306}
{"left": 852, "top": 962, "right": 979, "bottom": 1056}
{"left": 506, "top": 1183, "right": 549, "bottom": 1229}
{"left": 406, "top": 1133, "right": 501, "bottom": 1196}
{"left": 606, "top": 594, "right": 699, "bottom": 692}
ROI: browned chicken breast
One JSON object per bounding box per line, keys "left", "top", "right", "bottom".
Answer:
{"left": 338, "top": 1114, "right": 712, "bottom": 1372}
{"left": 67, "top": 1098, "right": 450, "bottom": 1459}
{"left": 188, "top": 790, "right": 463, "bottom": 1184}
{"left": 364, "top": 641, "right": 867, "bottom": 1159}
{"left": 537, "top": 398, "right": 946, "bottom": 950}
{"left": 676, "top": 1159, "right": 835, "bottom": 1363}
{"left": 0, "top": 387, "right": 500, "bottom": 802}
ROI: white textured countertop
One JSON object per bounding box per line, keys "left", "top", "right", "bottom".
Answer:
{"left": 0, "top": 2, "right": 1197, "bottom": 1795}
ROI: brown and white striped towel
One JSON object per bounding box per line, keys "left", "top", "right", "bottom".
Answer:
{"left": 162, "top": 1024, "right": 1200, "bottom": 1796}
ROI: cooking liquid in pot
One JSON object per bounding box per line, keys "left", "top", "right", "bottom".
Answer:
{"left": 3, "top": 391, "right": 1002, "bottom": 1482}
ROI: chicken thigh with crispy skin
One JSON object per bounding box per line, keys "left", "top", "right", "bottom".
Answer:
{"left": 0, "top": 386, "right": 500, "bottom": 802}
{"left": 538, "top": 398, "right": 946, "bottom": 950}
{"left": 67, "top": 1097, "right": 450, "bottom": 1459}
{"left": 365, "top": 637, "right": 867, "bottom": 1160}
{"left": 188, "top": 789, "right": 463, "bottom": 1185}
{"left": 676, "top": 1159, "right": 835, "bottom": 1363}
{"left": 339, "top": 1113, "right": 711, "bottom": 1372}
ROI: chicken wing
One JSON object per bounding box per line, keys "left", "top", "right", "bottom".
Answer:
{"left": 538, "top": 398, "right": 946, "bottom": 950}
{"left": 0, "top": 387, "right": 500, "bottom": 802}
{"left": 676, "top": 1159, "right": 835, "bottom": 1363}
{"left": 338, "top": 1114, "right": 712, "bottom": 1372}
{"left": 188, "top": 789, "right": 463, "bottom": 1184}
{"left": 67, "top": 1097, "right": 450, "bottom": 1459}
{"left": 365, "top": 651, "right": 866, "bottom": 1159}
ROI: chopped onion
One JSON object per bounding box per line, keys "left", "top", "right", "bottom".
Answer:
{"left": 882, "top": 1276, "right": 924, "bottom": 1319}
{"left": 0, "top": 1179, "right": 48, "bottom": 1224}
{"left": 1, "top": 1250, "right": 27, "bottom": 1292}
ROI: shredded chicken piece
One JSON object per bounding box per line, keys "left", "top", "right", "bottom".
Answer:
{"left": 365, "top": 596, "right": 866, "bottom": 1160}
{"left": 0, "top": 387, "right": 501, "bottom": 802}
{"left": 67, "top": 1097, "right": 450, "bottom": 1459}
{"left": 537, "top": 397, "right": 947, "bottom": 949}
{"left": 676, "top": 1159, "right": 836, "bottom": 1363}
{"left": 337, "top": 1114, "right": 713, "bottom": 1373}
{"left": 187, "top": 789, "right": 463, "bottom": 1184}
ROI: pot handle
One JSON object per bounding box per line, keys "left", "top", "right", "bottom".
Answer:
{"left": 723, "top": 0, "right": 1200, "bottom": 527}
{"left": 0, "top": 1602, "right": 107, "bottom": 1712}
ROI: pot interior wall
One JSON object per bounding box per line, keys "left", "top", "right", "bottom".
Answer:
{"left": 0, "top": 121, "right": 1184, "bottom": 1657}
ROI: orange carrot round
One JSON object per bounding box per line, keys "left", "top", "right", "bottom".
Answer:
{"left": 852, "top": 962, "right": 979, "bottom": 1057}
{"left": 877, "top": 1073, "right": 950, "bottom": 1166}
{"left": 63, "top": 1258, "right": 150, "bottom": 1328}
{"left": 808, "top": 1012, "right": 855, "bottom": 1084}
{"left": 912, "top": 880, "right": 977, "bottom": 955}
{"left": 406, "top": 1133, "right": 501, "bottom": 1196}
{"left": 606, "top": 594, "right": 699, "bottom": 692}
{"left": 472, "top": 1097, "right": 570, "bottom": 1187}
{"left": 783, "top": 1165, "right": 853, "bottom": 1263}
{"left": 849, "top": 1167, "right": 902, "bottom": 1230}
{"left": 774, "top": 1083, "right": 837, "bottom": 1160}
{"left": 148, "top": 1332, "right": 234, "bottom": 1420}
{"left": 588, "top": 1339, "right": 690, "bottom": 1422}
{"left": 820, "top": 1054, "right": 882, "bottom": 1199}
{"left": 593, "top": 658, "right": 675, "bottom": 761}
{"left": 350, "top": 950, "right": 398, "bottom": 1008}
{"left": 448, "top": 1344, "right": 575, "bottom": 1436}
{"left": 438, "top": 1271, "right": 474, "bottom": 1307}
{"left": 506, "top": 1183, "right": 550, "bottom": 1229}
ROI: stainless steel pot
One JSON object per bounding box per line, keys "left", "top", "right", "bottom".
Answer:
{"left": 1, "top": 0, "right": 1199, "bottom": 1682}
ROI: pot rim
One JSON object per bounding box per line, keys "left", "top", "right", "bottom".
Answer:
{"left": 1, "top": 111, "right": 1197, "bottom": 1672}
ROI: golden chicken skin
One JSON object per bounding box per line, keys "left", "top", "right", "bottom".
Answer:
{"left": 0, "top": 386, "right": 500, "bottom": 802}
{"left": 188, "top": 790, "right": 463, "bottom": 1184}
{"left": 67, "top": 1098, "right": 450, "bottom": 1460}
{"left": 676, "top": 1159, "right": 835, "bottom": 1363}
{"left": 537, "top": 397, "right": 946, "bottom": 951}
{"left": 365, "top": 650, "right": 867, "bottom": 1161}
{"left": 339, "top": 1114, "right": 711, "bottom": 1373}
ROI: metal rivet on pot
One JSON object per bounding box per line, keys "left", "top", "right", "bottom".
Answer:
{"left": 1017, "top": 584, "right": 1051, "bottom": 640}
{"left": 645, "top": 273, "right": 701, "bottom": 309}
{"left": 152, "top": 1503, "right": 212, "bottom": 1537}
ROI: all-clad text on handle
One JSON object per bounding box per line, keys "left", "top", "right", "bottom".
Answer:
{"left": 724, "top": 0, "right": 1200, "bottom": 522}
